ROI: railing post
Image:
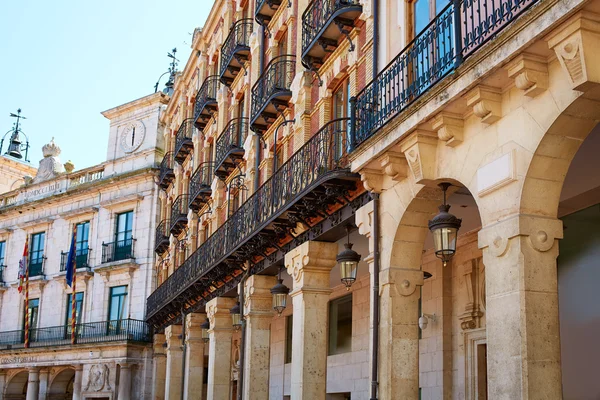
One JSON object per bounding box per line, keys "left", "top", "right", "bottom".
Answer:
{"left": 453, "top": 0, "right": 464, "bottom": 68}
{"left": 350, "top": 96, "right": 357, "bottom": 150}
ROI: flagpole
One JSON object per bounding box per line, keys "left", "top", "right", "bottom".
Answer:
{"left": 24, "top": 240, "right": 30, "bottom": 349}
{"left": 71, "top": 227, "right": 78, "bottom": 345}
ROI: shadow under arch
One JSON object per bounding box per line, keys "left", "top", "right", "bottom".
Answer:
{"left": 5, "top": 370, "right": 28, "bottom": 400}
{"left": 48, "top": 367, "right": 75, "bottom": 400}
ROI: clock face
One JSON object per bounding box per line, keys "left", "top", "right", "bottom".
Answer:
{"left": 120, "top": 120, "right": 146, "bottom": 153}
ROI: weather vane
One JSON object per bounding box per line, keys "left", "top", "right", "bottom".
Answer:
{"left": 0, "top": 108, "right": 30, "bottom": 161}
{"left": 154, "top": 48, "right": 179, "bottom": 95}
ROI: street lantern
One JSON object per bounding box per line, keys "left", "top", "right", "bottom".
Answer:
{"left": 230, "top": 302, "right": 242, "bottom": 329}
{"left": 337, "top": 225, "right": 361, "bottom": 290}
{"left": 200, "top": 318, "right": 210, "bottom": 343}
{"left": 270, "top": 276, "right": 290, "bottom": 316}
{"left": 428, "top": 183, "right": 462, "bottom": 266}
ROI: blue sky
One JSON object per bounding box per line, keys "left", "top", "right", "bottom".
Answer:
{"left": 0, "top": 0, "right": 210, "bottom": 170}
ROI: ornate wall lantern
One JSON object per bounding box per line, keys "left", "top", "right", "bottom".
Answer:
{"left": 230, "top": 302, "right": 242, "bottom": 329}
{"left": 337, "top": 225, "right": 361, "bottom": 290}
{"left": 428, "top": 183, "right": 462, "bottom": 266}
{"left": 200, "top": 318, "right": 210, "bottom": 343}
{"left": 270, "top": 268, "right": 290, "bottom": 316}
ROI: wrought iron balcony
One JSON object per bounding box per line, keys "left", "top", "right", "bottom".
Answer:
{"left": 147, "top": 118, "right": 362, "bottom": 329}
{"left": 101, "top": 239, "right": 135, "bottom": 264}
{"left": 250, "top": 54, "right": 296, "bottom": 135}
{"left": 194, "top": 76, "right": 220, "bottom": 131}
{"left": 60, "top": 250, "right": 91, "bottom": 271}
{"left": 155, "top": 220, "right": 171, "bottom": 255}
{"left": 0, "top": 319, "right": 152, "bottom": 350}
{"left": 174, "top": 119, "right": 195, "bottom": 164}
{"left": 158, "top": 152, "right": 176, "bottom": 191}
{"left": 29, "top": 259, "right": 44, "bottom": 278}
{"left": 215, "top": 118, "right": 249, "bottom": 180}
{"left": 220, "top": 19, "right": 253, "bottom": 86}
{"left": 351, "top": 0, "right": 538, "bottom": 150}
{"left": 189, "top": 163, "right": 214, "bottom": 213}
{"left": 170, "top": 195, "right": 190, "bottom": 236}
{"left": 301, "top": 0, "right": 362, "bottom": 70}
{"left": 255, "top": 0, "right": 286, "bottom": 26}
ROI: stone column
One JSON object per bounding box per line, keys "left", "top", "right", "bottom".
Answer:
{"left": 117, "top": 363, "right": 132, "bottom": 400}
{"left": 26, "top": 368, "right": 40, "bottom": 400}
{"left": 0, "top": 370, "right": 7, "bottom": 399}
{"left": 206, "top": 296, "right": 237, "bottom": 400}
{"left": 285, "top": 241, "right": 338, "bottom": 400}
{"left": 164, "top": 325, "right": 184, "bottom": 400}
{"left": 242, "top": 275, "right": 277, "bottom": 400}
{"left": 38, "top": 369, "right": 49, "bottom": 400}
{"left": 151, "top": 333, "right": 167, "bottom": 400}
{"left": 184, "top": 313, "right": 206, "bottom": 400}
{"left": 479, "top": 215, "right": 563, "bottom": 399}
{"left": 72, "top": 365, "right": 83, "bottom": 400}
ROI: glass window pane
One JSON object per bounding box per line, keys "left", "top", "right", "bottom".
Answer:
{"left": 414, "top": 0, "right": 430, "bottom": 33}
{"left": 328, "top": 295, "right": 353, "bottom": 355}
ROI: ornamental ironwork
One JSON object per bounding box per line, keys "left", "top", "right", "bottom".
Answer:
{"left": 351, "top": 0, "right": 538, "bottom": 150}
{"left": 250, "top": 54, "right": 296, "bottom": 134}
{"left": 255, "top": 0, "right": 285, "bottom": 26}
{"left": 301, "top": 0, "right": 362, "bottom": 70}
{"left": 60, "top": 250, "right": 91, "bottom": 271}
{"left": 174, "top": 119, "right": 195, "bottom": 164}
{"left": 101, "top": 239, "right": 135, "bottom": 264}
{"left": 155, "top": 219, "right": 171, "bottom": 255}
{"left": 158, "top": 152, "right": 175, "bottom": 190}
{"left": 220, "top": 19, "right": 253, "bottom": 86}
{"left": 215, "top": 118, "right": 249, "bottom": 180}
{"left": 194, "top": 75, "right": 220, "bottom": 131}
{"left": 146, "top": 118, "right": 360, "bottom": 329}
{"left": 189, "top": 163, "right": 214, "bottom": 213}
{"left": 170, "top": 195, "right": 190, "bottom": 236}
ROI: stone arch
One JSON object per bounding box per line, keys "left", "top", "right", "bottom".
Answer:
{"left": 48, "top": 367, "right": 75, "bottom": 400}
{"left": 5, "top": 370, "right": 28, "bottom": 399}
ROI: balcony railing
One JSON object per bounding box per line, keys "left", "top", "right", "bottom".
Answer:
{"left": 158, "top": 152, "right": 176, "bottom": 191}
{"left": 189, "top": 163, "right": 214, "bottom": 213}
{"left": 174, "top": 119, "right": 195, "bottom": 164}
{"left": 250, "top": 54, "right": 296, "bottom": 134}
{"left": 220, "top": 19, "right": 253, "bottom": 86}
{"left": 170, "top": 195, "right": 190, "bottom": 236}
{"left": 194, "top": 76, "right": 220, "bottom": 131}
{"left": 60, "top": 250, "right": 91, "bottom": 271}
{"left": 255, "top": 0, "right": 285, "bottom": 25}
{"left": 0, "top": 319, "right": 152, "bottom": 350}
{"left": 0, "top": 265, "right": 4, "bottom": 283}
{"left": 351, "top": 0, "right": 537, "bottom": 149}
{"left": 155, "top": 220, "right": 171, "bottom": 255}
{"left": 29, "top": 259, "right": 44, "bottom": 278}
{"left": 301, "top": 0, "right": 362, "bottom": 68}
{"left": 101, "top": 239, "right": 135, "bottom": 264}
{"left": 215, "top": 118, "right": 249, "bottom": 180}
{"left": 147, "top": 118, "right": 358, "bottom": 325}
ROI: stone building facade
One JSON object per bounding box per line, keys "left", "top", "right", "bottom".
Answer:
{"left": 147, "top": 0, "right": 600, "bottom": 399}
{"left": 0, "top": 92, "right": 168, "bottom": 400}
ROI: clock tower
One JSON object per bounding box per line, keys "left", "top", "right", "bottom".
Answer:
{"left": 101, "top": 92, "right": 169, "bottom": 170}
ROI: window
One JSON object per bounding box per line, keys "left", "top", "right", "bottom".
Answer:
{"left": 29, "top": 232, "right": 45, "bottom": 276}
{"left": 237, "top": 96, "right": 246, "bottom": 146}
{"left": 24, "top": 298, "right": 40, "bottom": 330}
{"left": 412, "top": 0, "right": 449, "bottom": 34}
{"left": 75, "top": 221, "right": 90, "bottom": 267}
{"left": 285, "top": 314, "right": 293, "bottom": 363}
{"left": 108, "top": 286, "right": 128, "bottom": 321}
{"left": 114, "top": 211, "right": 133, "bottom": 261}
{"left": 0, "top": 241, "right": 5, "bottom": 266}
{"left": 328, "top": 295, "right": 353, "bottom": 355}
{"left": 332, "top": 78, "right": 351, "bottom": 160}
{"left": 65, "top": 292, "right": 84, "bottom": 325}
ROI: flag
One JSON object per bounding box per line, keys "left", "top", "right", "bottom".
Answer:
{"left": 65, "top": 225, "right": 77, "bottom": 288}
{"left": 17, "top": 237, "right": 28, "bottom": 294}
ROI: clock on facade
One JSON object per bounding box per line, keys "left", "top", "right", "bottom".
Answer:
{"left": 120, "top": 120, "right": 146, "bottom": 153}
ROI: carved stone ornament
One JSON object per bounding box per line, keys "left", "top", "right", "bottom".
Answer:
{"left": 506, "top": 53, "right": 549, "bottom": 97}
{"left": 399, "top": 130, "right": 438, "bottom": 184}
{"left": 84, "top": 364, "right": 111, "bottom": 392}
{"left": 432, "top": 112, "right": 464, "bottom": 147}
{"left": 465, "top": 86, "right": 502, "bottom": 124}
{"left": 32, "top": 138, "right": 66, "bottom": 184}
{"left": 458, "top": 258, "right": 485, "bottom": 330}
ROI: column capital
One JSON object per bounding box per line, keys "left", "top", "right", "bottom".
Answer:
{"left": 285, "top": 241, "right": 338, "bottom": 292}
{"left": 478, "top": 214, "right": 563, "bottom": 257}
{"left": 73, "top": 364, "right": 84, "bottom": 372}
{"left": 185, "top": 312, "right": 207, "bottom": 342}
{"left": 244, "top": 275, "right": 277, "bottom": 317}
{"left": 206, "top": 296, "right": 236, "bottom": 331}
{"left": 165, "top": 325, "right": 183, "bottom": 351}
{"left": 153, "top": 333, "right": 167, "bottom": 355}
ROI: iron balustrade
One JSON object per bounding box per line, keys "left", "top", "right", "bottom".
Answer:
{"left": 220, "top": 19, "right": 253, "bottom": 85}
{"left": 351, "top": 0, "right": 538, "bottom": 149}
{"left": 101, "top": 239, "right": 135, "bottom": 264}
{"left": 155, "top": 220, "right": 171, "bottom": 254}
{"left": 194, "top": 76, "right": 220, "bottom": 130}
{"left": 301, "top": 0, "right": 362, "bottom": 57}
{"left": 250, "top": 55, "right": 296, "bottom": 133}
{"left": 146, "top": 118, "right": 352, "bottom": 320}
{"left": 255, "top": 0, "right": 285, "bottom": 25}
{"left": 215, "top": 118, "right": 249, "bottom": 178}
{"left": 60, "top": 250, "right": 91, "bottom": 271}
{"left": 0, "top": 265, "right": 4, "bottom": 283}
{"left": 0, "top": 319, "right": 151, "bottom": 350}
{"left": 158, "top": 152, "right": 176, "bottom": 190}
{"left": 174, "top": 119, "right": 195, "bottom": 164}
{"left": 29, "top": 259, "right": 44, "bottom": 277}
{"left": 170, "top": 195, "right": 190, "bottom": 235}
{"left": 189, "top": 163, "right": 214, "bottom": 212}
